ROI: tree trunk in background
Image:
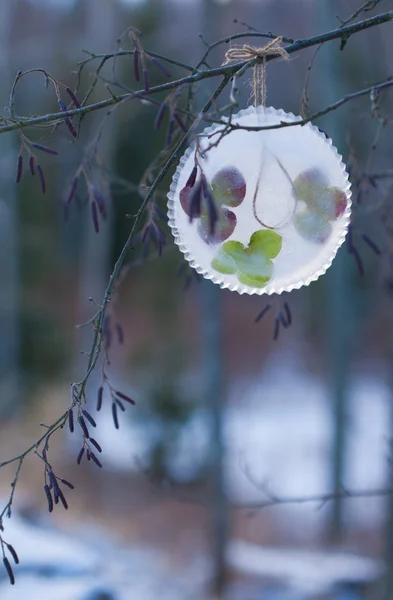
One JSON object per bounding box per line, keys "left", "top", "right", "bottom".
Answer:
{"left": 201, "top": 1, "right": 228, "bottom": 597}
{"left": 73, "top": 0, "right": 117, "bottom": 389}
{"left": 0, "top": 0, "right": 20, "bottom": 416}
{"left": 318, "top": 0, "right": 353, "bottom": 543}
{"left": 383, "top": 355, "right": 393, "bottom": 597}
{"left": 201, "top": 280, "right": 227, "bottom": 599}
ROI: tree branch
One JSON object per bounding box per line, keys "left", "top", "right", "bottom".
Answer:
{"left": 0, "top": 11, "right": 391, "bottom": 135}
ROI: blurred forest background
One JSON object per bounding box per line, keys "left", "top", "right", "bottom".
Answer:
{"left": 0, "top": 0, "right": 393, "bottom": 598}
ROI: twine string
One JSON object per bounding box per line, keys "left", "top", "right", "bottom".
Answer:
{"left": 223, "top": 37, "right": 289, "bottom": 106}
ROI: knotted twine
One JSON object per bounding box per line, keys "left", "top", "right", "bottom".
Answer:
{"left": 223, "top": 37, "right": 289, "bottom": 107}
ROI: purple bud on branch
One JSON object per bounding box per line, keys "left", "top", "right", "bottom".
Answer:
{"left": 36, "top": 164, "right": 46, "bottom": 194}
{"left": 133, "top": 49, "right": 140, "bottom": 82}
{"left": 150, "top": 57, "right": 171, "bottom": 78}
{"left": 115, "top": 391, "right": 136, "bottom": 405}
{"left": 6, "top": 545, "right": 19, "bottom": 565}
{"left": 166, "top": 119, "right": 175, "bottom": 147}
{"left": 57, "top": 488, "right": 68, "bottom": 510}
{"left": 91, "top": 187, "right": 106, "bottom": 217}
{"left": 15, "top": 154, "right": 23, "bottom": 183}
{"left": 173, "top": 113, "right": 187, "bottom": 132}
{"left": 115, "top": 398, "right": 126, "bottom": 412}
{"left": 254, "top": 304, "right": 271, "bottom": 323}
{"left": 78, "top": 415, "right": 90, "bottom": 439}
{"left": 82, "top": 409, "right": 97, "bottom": 428}
{"left": 60, "top": 479, "right": 75, "bottom": 490}
{"left": 76, "top": 446, "right": 85, "bottom": 465}
{"left": 44, "top": 484, "right": 53, "bottom": 513}
{"left": 29, "top": 155, "right": 35, "bottom": 176}
{"left": 273, "top": 318, "right": 280, "bottom": 341}
{"left": 3, "top": 557, "right": 15, "bottom": 585}
{"left": 89, "top": 451, "right": 102, "bottom": 468}
{"left": 58, "top": 98, "right": 78, "bottom": 138}
{"left": 96, "top": 386, "right": 103, "bottom": 412}
{"left": 68, "top": 409, "right": 74, "bottom": 433}
{"left": 66, "top": 87, "right": 82, "bottom": 109}
{"left": 91, "top": 201, "right": 100, "bottom": 233}
{"left": 361, "top": 233, "right": 381, "bottom": 255}
{"left": 143, "top": 68, "right": 150, "bottom": 92}
{"left": 112, "top": 402, "right": 119, "bottom": 429}
{"left": 90, "top": 438, "right": 102, "bottom": 453}
{"left": 154, "top": 102, "right": 168, "bottom": 130}
{"left": 65, "top": 176, "right": 78, "bottom": 206}
{"left": 115, "top": 323, "right": 124, "bottom": 344}
{"left": 31, "top": 143, "right": 58, "bottom": 155}
{"left": 284, "top": 302, "right": 292, "bottom": 326}
{"left": 185, "top": 166, "right": 197, "bottom": 188}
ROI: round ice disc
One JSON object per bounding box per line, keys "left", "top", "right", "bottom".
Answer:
{"left": 167, "top": 106, "right": 351, "bottom": 295}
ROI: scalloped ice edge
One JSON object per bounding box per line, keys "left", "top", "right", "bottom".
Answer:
{"left": 167, "top": 105, "right": 352, "bottom": 296}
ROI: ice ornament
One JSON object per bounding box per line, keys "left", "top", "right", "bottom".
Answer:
{"left": 167, "top": 106, "right": 351, "bottom": 295}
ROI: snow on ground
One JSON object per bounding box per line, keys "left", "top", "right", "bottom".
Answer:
{"left": 2, "top": 349, "right": 388, "bottom": 598}
{"left": 94, "top": 352, "right": 390, "bottom": 530}
{"left": 225, "top": 353, "right": 390, "bottom": 530}
{"left": 227, "top": 541, "right": 383, "bottom": 595}
{"left": 0, "top": 513, "right": 208, "bottom": 600}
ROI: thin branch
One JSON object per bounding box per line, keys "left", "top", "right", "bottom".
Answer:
{"left": 233, "top": 487, "right": 393, "bottom": 511}
{"left": 0, "top": 11, "right": 391, "bottom": 135}
{"left": 202, "top": 77, "right": 393, "bottom": 133}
